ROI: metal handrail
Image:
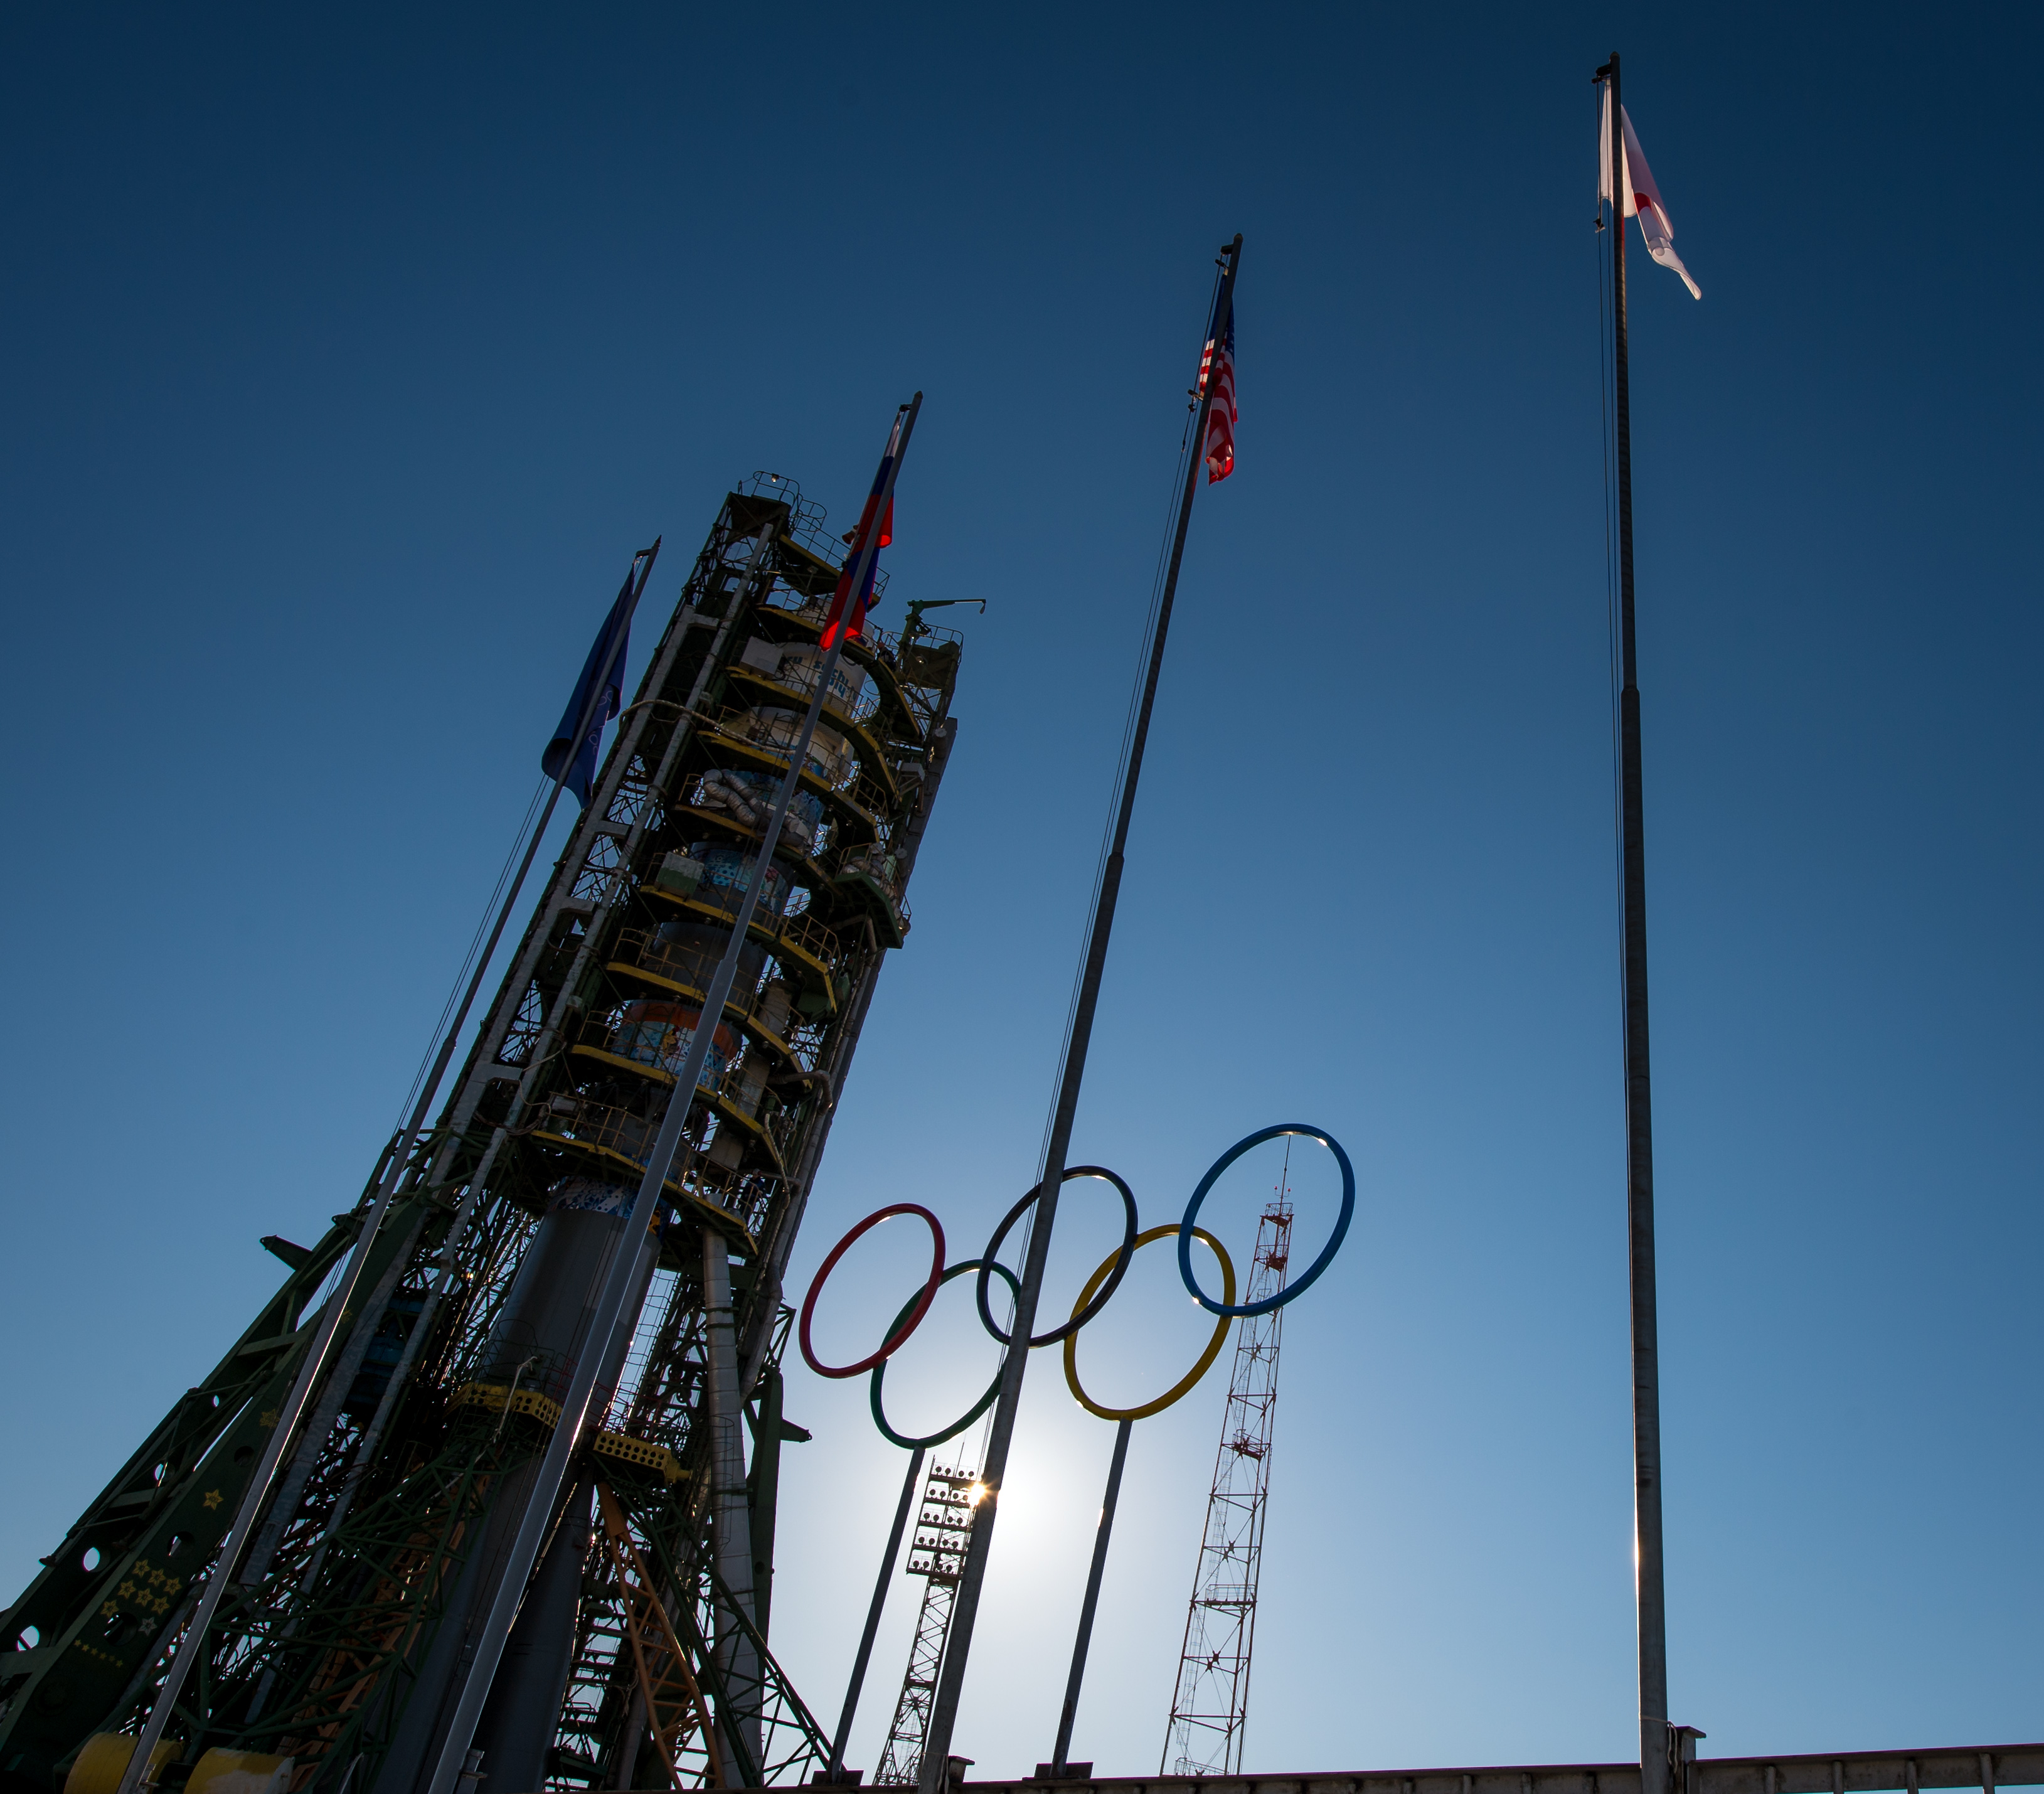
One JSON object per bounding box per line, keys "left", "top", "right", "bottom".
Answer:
{"left": 777, "top": 908, "right": 842, "bottom": 970}
{"left": 609, "top": 931, "right": 810, "bottom": 1060}
{"left": 654, "top": 868, "right": 844, "bottom": 971}
{"left": 741, "top": 652, "right": 884, "bottom": 728}
{"left": 836, "top": 843, "right": 912, "bottom": 931}
{"left": 614, "top": 927, "right": 759, "bottom": 1014}
{"left": 701, "top": 703, "right": 897, "bottom": 822}
{"left": 531, "top": 1096, "right": 781, "bottom": 1239}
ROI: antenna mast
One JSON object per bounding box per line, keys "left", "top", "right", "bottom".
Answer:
{"left": 1161, "top": 1151, "right": 1294, "bottom": 1775}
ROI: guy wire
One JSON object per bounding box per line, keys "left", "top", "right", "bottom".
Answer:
{"left": 390, "top": 771, "right": 554, "bottom": 1135}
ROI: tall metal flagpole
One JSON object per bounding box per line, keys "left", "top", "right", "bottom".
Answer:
{"left": 423, "top": 396, "right": 923, "bottom": 1794}
{"left": 1597, "top": 51, "right": 1669, "bottom": 1794}
{"left": 111, "top": 544, "right": 660, "bottom": 1794}
{"left": 915, "top": 237, "right": 1243, "bottom": 1794}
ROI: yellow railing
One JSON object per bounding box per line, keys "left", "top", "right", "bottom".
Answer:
{"left": 701, "top": 704, "right": 897, "bottom": 824}
{"left": 777, "top": 909, "right": 841, "bottom": 969}
{"left": 609, "top": 931, "right": 809, "bottom": 1061}
{"left": 449, "top": 1382, "right": 685, "bottom": 1484}
{"left": 530, "top": 1097, "right": 782, "bottom": 1241}
{"left": 637, "top": 869, "right": 844, "bottom": 974}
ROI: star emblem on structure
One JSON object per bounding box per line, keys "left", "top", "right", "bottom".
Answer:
{"left": 118, "top": 1582, "right": 136, "bottom": 1599}
{"left": 100, "top": 1600, "right": 118, "bottom": 1618}
{"left": 260, "top": 1409, "right": 280, "bottom": 1428}
{"left": 202, "top": 1489, "right": 223, "bottom": 1510}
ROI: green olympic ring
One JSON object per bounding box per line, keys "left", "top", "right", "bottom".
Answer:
{"left": 868, "top": 1259, "right": 1023, "bottom": 1450}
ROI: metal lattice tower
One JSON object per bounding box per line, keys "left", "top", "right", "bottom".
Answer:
{"left": 1161, "top": 1178, "right": 1294, "bottom": 1777}
{"left": 872, "top": 1467, "right": 979, "bottom": 1787}
{"left": 0, "top": 476, "right": 967, "bottom": 1794}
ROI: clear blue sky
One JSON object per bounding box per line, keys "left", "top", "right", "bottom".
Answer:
{"left": 3, "top": 1, "right": 2038, "bottom": 1781}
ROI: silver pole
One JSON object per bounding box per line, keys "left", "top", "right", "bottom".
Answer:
{"left": 1598, "top": 52, "right": 1669, "bottom": 1794}
{"left": 422, "top": 396, "right": 924, "bottom": 1794}
{"left": 112, "top": 545, "right": 659, "bottom": 1794}
{"left": 915, "top": 240, "right": 1241, "bottom": 1794}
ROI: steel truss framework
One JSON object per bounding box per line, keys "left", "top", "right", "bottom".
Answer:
{"left": 873, "top": 1467, "right": 978, "bottom": 1789}
{"left": 0, "top": 478, "right": 966, "bottom": 1794}
{"left": 1163, "top": 1197, "right": 1292, "bottom": 1778}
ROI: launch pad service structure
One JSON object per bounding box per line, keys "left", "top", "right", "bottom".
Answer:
{"left": 0, "top": 474, "right": 968, "bottom": 1794}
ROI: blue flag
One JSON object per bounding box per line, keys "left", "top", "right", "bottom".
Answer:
{"left": 543, "top": 571, "right": 635, "bottom": 806}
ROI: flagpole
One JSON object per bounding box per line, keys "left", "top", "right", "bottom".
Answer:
{"left": 913, "top": 236, "right": 1242, "bottom": 1794}
{"left": 422, "top": 397, "right": 922, "bottom": 1794}
{"left": 1597, "top": 50, "right": 1669, "bottom": 1794}
{"left": 110, "top": 543, "right": 660, "bottom": 1794}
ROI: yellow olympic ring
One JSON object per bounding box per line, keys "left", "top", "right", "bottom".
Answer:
{"left": 1062, "top": 1224, "right": 1237, "bottom": 1423}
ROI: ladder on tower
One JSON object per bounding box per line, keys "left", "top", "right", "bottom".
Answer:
{"left": 873, "top": 1465, "right": 980, "bottom": 1786}
{"left": 1161, "top": 1184, "right": 1294, "bottom": 1778}
{"left": 595, "top": 1482, "right": 727, "bottom": 1791}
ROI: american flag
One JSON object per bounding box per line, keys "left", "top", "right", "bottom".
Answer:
{"left": 1196, "top": 293, "right": 1237, "bottom": 483}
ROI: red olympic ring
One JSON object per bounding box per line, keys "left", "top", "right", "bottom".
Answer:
{"left": 797, "top": 1204, "right": 947, "bottom": 1379}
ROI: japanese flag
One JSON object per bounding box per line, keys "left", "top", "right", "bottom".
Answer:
{"left": 1600, "top": 88, "right": 1702, "bottom": 300}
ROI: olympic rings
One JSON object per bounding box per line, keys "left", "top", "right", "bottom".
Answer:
{"left": 1062, "top": 1226, "right": 1237, "bottom": 1422}
{"left": 798, "top": 1204, "right": 946, "bottom": 1379}
{"left": 869, "top": 1259, "right": 1023, "bottom": 1449}
{"left": 974, "top": 1166, "right": 1139, "bottom": 1350}
{"left": 796, "top": 1126, "right": 1353, "bottom": 1402}
{"left": 1178, "top": 1124, "right": 1355, "bottom": 1318}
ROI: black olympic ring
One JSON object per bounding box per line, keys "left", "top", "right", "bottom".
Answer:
{"left": 868, "top": 1259, "right": 1023, "bottom": 1450}
{"left": 973, "top": 1165, "right": 1139, "bottom": 1350}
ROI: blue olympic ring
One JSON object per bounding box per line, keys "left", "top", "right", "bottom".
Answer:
{"left": 1177, "top": 1123, "right": 1355, "bottom": 1318}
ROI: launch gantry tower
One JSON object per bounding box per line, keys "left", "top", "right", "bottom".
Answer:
{"left": 0, "top": 476, "right": 967, "bottom": 1794}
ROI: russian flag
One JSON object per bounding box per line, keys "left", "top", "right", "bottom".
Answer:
{"left": 821, "top": 414, "right": 902, "bottom": 649}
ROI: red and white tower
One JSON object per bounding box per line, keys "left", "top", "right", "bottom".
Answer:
{"left": 1161, "top": 1167, "right": 1294, "bottom": 1776}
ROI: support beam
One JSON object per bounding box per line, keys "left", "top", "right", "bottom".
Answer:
{"left": 949, "top": 1744, "right": 2044, "bottom": 1794}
